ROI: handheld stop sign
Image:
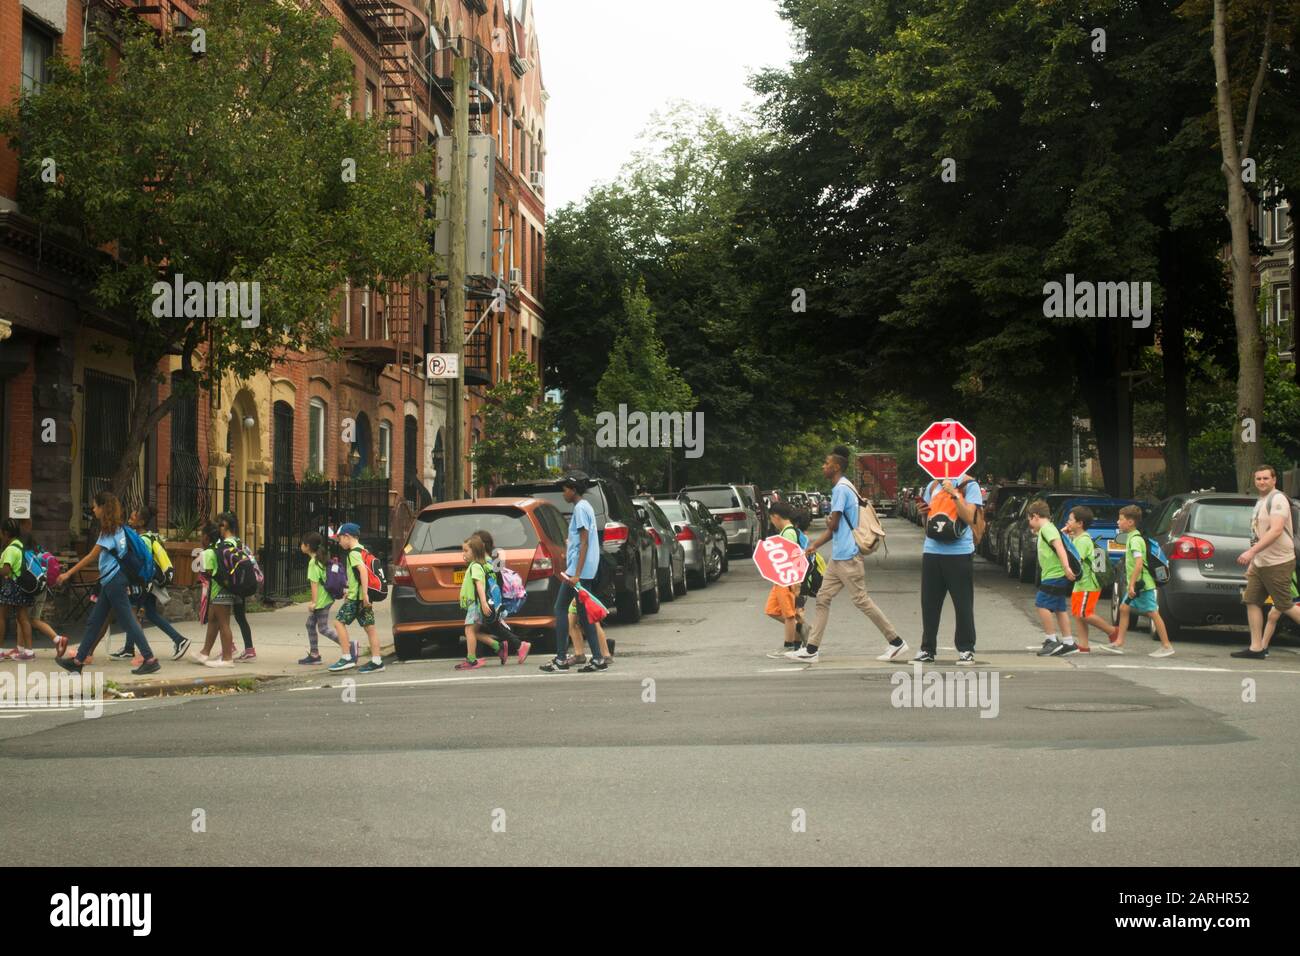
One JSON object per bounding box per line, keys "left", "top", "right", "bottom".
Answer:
{"left": 916, "top": 420, "right": 977, "bottom": 481}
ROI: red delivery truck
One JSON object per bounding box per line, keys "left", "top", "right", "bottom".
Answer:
{"left": 856, "top": 453, "right": 898, "bottom": 516}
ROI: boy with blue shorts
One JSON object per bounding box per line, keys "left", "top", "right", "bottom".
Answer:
{"left": 1102, "top": 505, "right": 1174, "bottom": 657}
{"left": 1027, "top": 499, "right": 1078, "bottom": 656}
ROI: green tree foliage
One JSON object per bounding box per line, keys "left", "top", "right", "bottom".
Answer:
{"left": 0, "top": 0, "right": 435, "bottom": 495}
{"left": 470, "top": 354, "right": 559, "bottom": 487}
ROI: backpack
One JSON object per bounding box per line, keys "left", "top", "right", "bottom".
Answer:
{"left": 322, "top": 555, "right": 348, "bottom": 600}
{"left": 1141, "top": 536, "right": 1169, "bottom": 587}
{"left": 142, "top": 531, "right": 174, "bottom": 586}
{"left": 214, "top": 538, "right": 263, "bottom": 598}
{"left": 16, "top": 545, "right": 46, "bottom": 595}
{"left": 484, "top": 563, "right": 503, "bottom": 610}
{"left": 499, "top": 565, "right": 527, "bottom": 615}
{"left": 925, "top": 480, "right": 984, "bottom": 545}
{"left": 837, "top": 478, "right": 886, "bottom": 556}
{"left": 1088, "top": 537, "right": 1108, "bottom": 576}
{"left": 349, "top": 546, "right": 389, "bottom": 603}
{"left": 1037, "top": 526, "right": 1082, "bottom": 593}
{"left": 117, "top": 526, "right": 157, "bottom": 588}
{"left": 41, "top": 552, "right": 61, "bottom": 588}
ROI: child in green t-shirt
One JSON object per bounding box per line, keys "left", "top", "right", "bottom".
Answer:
{"left": 1027, "top": 500, "right": 1078, "bottom": 656}
{"left": 763, "top": 501, "right": 804, "bottom": 658}
{"left": 1102, "top": 505, "right": 1174, "bottom": 657}
{"left": 299, "top": 532, "right": 343, "bottom": 665}
{"left": 1063, "top": 506, "right": 1119, "bottom": 652}
{"left": 455, "top": 533, "right": 504, "bottom": 671}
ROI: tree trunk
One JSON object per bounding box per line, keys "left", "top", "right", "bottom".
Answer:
{"left": 1161, "top": 232, "right": 1191, "bottom": 494}
{"left": 109, "top": 353, "right": 187, "bottom": 508}
{"left": 1212, "top": 0, "right": 1272, "bottom": 492}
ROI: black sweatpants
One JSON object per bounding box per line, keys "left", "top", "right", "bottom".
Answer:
{"left": 920, "top": 552, "right": 976, "bottom": 655}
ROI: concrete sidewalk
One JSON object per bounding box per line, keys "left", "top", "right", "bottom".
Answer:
{"left": 0, "top": 597, "right": 394, "bottom": 694}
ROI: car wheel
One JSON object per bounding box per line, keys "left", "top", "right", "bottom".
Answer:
{"left": 617, "top": 564, "right": 644, "bottom": 624}
{"left": 673, "top": 557, "right": 688, "bottom": 596}
{"left": 1018, "top": 543, "right": 1034, "bottom": 583}
{"left": 659, "top": 560, "right": 675, "bottom": 603}
{"left": 706, "top": 546, "right": 722, "bottom": 582}
{"left": 394, "top": 633, "right": 425, "bottom": 661}
{"left": 643, "top": 556, "right": 661, "bottom": 614}
{"left": 1110, "top": 579, "right": 1122, "bottom": 628}
{"left": 1005, "top": 542, "right": 1017, "bottom": 578}
{"left": 720, "top": 546, "right": 730, "bottom": 573}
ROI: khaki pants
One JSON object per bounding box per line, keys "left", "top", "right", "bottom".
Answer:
{"left": 807, "top": 556, "right": 898, "bottom": 648}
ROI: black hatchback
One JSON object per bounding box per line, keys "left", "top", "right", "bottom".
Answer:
{"left": 492, "top": 476, "right": 660, "bottom": 623}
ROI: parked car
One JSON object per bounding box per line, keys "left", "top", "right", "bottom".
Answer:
{"left": 654, "top": 495, "right": 726, "bottom": 587}
{"left": 683, "top": 484, "right": 761, "bottom": 556}
{"left": 390, "top": 497, "right": 568, "bottom": 659}
{"left": 985, "top": 493, "right": 1031, "bottom": 565}
{"left": 735, "top": 483, "right": 771, "bottom": 538}
{"left": 1121, "top": 491, "right": 1300, "bottom": 640}
{"left": 980, "top": 483, "right": 1043, "bottom": 557}
{"left": 634, "top": 496, "right": 689, "bottom": 602}
{"left": 1004, "top": 491, "right": 1134, "bottom": 584}
{"left": 493, "top": 476, "right": 659, "bottom": 623}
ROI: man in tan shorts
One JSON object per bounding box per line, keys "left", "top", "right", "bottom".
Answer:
{"left": 1236, "top": 465, "right": 1297, "bottom": 658}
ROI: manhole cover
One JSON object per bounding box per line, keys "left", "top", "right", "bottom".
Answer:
{"left": 1026, "top": 702, "right": 1154, "bottom": 713}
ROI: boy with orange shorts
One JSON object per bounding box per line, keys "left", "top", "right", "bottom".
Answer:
{"left": 1065, "top": 506, "right": 1118, "bottom": 652}
{"left": 764, "top": 501, "right": 803, "bottom": 658}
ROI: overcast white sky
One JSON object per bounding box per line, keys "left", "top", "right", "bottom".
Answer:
{"left": 531, "top": 0, "right": 798, "bottom": 212}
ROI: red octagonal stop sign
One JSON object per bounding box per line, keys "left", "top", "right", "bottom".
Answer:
{"left": 753, "top": 535, "right": 809, "bottom": 588}
{"left": 916, "top": 420, "right": 978, "bottom": 480}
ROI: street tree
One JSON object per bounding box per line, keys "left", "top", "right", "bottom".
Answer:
{"left": 0, "top": 0, "right": 435, "bottom": 499}
{"left": 469, "top": 354, "right": 559, "bottom": 488}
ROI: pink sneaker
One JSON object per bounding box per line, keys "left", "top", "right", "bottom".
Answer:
{"left": 517, "top": 640, "right": 532, "bottom": 665}
{"left": 0, "top": 648, "right": 17, "bottom": 660}
{"left": 498, "top": 641, "right": 510, "bottom": 665}
{"left": 234, "top": 649, "right": 257, "bottom": 662}
{"left": 454, "top": 658, "right": 485, "bottom": 671}
{"left": 14, "top": 649, "right": 36, "bottom": 662}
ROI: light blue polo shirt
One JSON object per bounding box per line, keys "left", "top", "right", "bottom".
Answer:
{"left": 566, "top": 498, "right": 601, "bottom": 579}
{"left": 922, "top": 479, "right": 984, "bottom": 555}
{"left": 97, "top": 527, "right": 127, "bottom": 584}
{"left": 830, "top": 479, "right": 860, "bottom": 561}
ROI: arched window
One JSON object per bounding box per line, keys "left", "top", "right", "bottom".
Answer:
{"left": 378, "top": 420, "right": 392, "bottom": 480}
{"left": 352, "top": 412, "right": 372, "bottom": 479}
{"left": 273, "top": 400, "right": 295, "bottom": 483}
{"left": 308, "top": 398, "right": 327, "bottom": 475}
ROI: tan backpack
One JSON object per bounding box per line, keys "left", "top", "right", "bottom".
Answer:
{"left": 838, "top": 478, "right": 887, "bottom": 556}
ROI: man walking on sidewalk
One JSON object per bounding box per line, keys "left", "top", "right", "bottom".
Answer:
{"left": 1234, "top": 464, "right": 1299, "bottom": 659}
{"left": 787, "top": 451, "right": 907, "bottom": 663}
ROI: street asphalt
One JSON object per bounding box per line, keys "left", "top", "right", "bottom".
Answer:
{"left": 2, "top": 517, "right": 1297, "bottom": 866}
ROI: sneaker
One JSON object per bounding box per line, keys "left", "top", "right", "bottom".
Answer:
{"left": 327, "top": 657, "right": 356, "bottom": 672}
{"left": 1074, "top": 646, "right": 1092, "bottom": 654}
{"left": 1230, "top": 648, "right": 1267, "bottom": 659}
{"left": 55, "top": 657, "right": 84, "bottom": 674}
{"left": 912, "top": 651, "right": 935, "bottom": 663}
{"left": 956, "top": 651, "right": 975, "bottom": 665}
{"left": 768, "top": 645, "right": 800, "bottom": 659}
{"left": 109, "top": 649, "right": 134, "bottom": 661}
{"left": 877, "top": 640, "right": 908, "bottom": 662}
{"left": 578, "top": 658, "right": 609, "bottom": 673}
{"left": 516, "top": 640, "right": 532, "bottom": 665}
{"left": 1149, "top": 647, "right": 1175, "bottom": 658}
{"left": 784, "top": 647, "right": 819, "bottom": 663}
{"left": 13, "top": 649, "right": 36, "bottom": 662}
{"left": 0, "top": 648, "right": 15, "bottom": 660}
{"left": 1059, "top": 643, "right": 1080, "bottom": 656}
{"left": 1096, "top": 642, "right": 1124, "bottom": 654}
{"left": 358, "top": 659, "right": 385, "bottom": 674}
{"left": 132, "top": 658, "right": 161, "bottom": 675}
{"left": 539, "top": 657, "right": 571, "bottom": 673}
{"left": 299, "top": 653, "right": 323, "bottom": 665}
{"left": 1037, "top": 639, "right": 1066, "bottom": 657}
{"left": 455, "top": 658, "right": 485, "bottom": 671}
{"left": 54, "top": 635, "right": 68, "bottom": 659}
{"left": 172, "top": 638, "right": 192, "bottom": 661}
{"left": 234, "top": 648, "right": 257, "bottom": 662}
{"left": 204, "top": 658, "right": 235, "bottom": 668}
{"left": 498, "top": 641, "right": 510, "bottom": 666}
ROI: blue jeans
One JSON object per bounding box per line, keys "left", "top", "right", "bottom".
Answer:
{"left": 77, "top": 573, "right": 153, "bottom": 662}
{"left": 554, "top": 577, "right": 600, "bottom": 661}
{"left": 123, "top": 592, "right": 186, "bottom": 653}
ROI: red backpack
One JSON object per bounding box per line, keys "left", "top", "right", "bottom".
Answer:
{"left": 349, "top": 546, "right": 389, "bottom": 603}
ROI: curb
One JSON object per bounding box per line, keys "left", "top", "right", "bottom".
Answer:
{"left": 111, "top": 673, "right": 282, "bottom": 699}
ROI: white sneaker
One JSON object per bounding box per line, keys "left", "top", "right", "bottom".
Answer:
{"left": 784, "top": 647, "right": 819, "bottom": 663}
{"left": 204, "top": 658, "right": 235, "bottom": 668}
{"left": 767, "top": 648, "right": 797, "bottom": 659}
{"left": 876, "top": 640, "right": 908, "bottom": 661}
{"left": 1149, "top": 647, "right": 1175, "bottom": 658}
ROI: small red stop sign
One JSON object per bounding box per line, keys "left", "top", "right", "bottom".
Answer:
{"left": 753, "top": 535, "right": 809, "bottom": 588}
{"left": 916, "top": 420, "right": 977, "bottom": 480}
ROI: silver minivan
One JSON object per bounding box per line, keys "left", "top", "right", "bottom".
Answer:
{"left": 683, "top": 484, "right": 760, "bottom": 556}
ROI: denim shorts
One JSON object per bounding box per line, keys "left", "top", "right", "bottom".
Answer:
{"left": 1035, "top": 579, "right": 1072, "bottom": 613}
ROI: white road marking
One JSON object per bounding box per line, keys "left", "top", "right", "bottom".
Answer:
{"left": 757, "top": 667, "right": 808, "bottom": 673}
{"left": 0, "top": 714, "right": 30, "bottom": 719}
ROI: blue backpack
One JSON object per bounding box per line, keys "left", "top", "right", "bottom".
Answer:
{"left": 1141, "top": 536, "right": 1169, "bottom": 587}
{"left": 16, "top": 546, "right": 46, "bottom": 595}
{"left": 117, "top": 526, "right": 156, "bottom": 588}
{"left": 485, "top": 564, "right": 503, "bottom": 610}
{"left": 1038, "top": 527, "right": 1082, "bottom": 593}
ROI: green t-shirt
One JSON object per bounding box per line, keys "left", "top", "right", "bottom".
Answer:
{"left": 1125, "top": 532, "right": 1156, "bottom": 592}
{"left": 1073, "top": 532, "right": 1099, "bottom": 592}
{"left": 1, "top": 541, "right": 22, "bottom": 578}
{"left": 459, "top": 560, "right": 487, "bottom": 609}
{"left": 307, "top": 557, "right": 332, "bottom": 609}
{"left": 779, "top": 525, "right": 799, "bottom": 544}
{"left": 202, "top": 547, "right": 223, "bottom": 599}
{"left": 346, "top": 547, "right": 365, "bottom": 601}
{"left": 1037, "top": 521, "right": 1066, "bottom": 580}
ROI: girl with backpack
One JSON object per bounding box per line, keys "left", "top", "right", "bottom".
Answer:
{"left": 0, "top": 518, "right": 35, "bottom": 661}
{"left": 54, "top": 491, "right": 161, "bottom": 676}
{"left": 217, "top": 512, "right": 256, "bottom": 661}
{"left": 474, "top": 528, "right": 531, "bottom": 665}
{"left": 299, "top": 532, "right": 345, "bottom": 664}
{"left": 110, "top": 505, "right": 191, "bottom": 663}
{"left": 14, "top": 535, "right": 70, "bottom": 658}
{"left": 455, "top": 533, "right": 508, "bottom": 671}
{"left": 193, "top": 523, "right": 236, "bottom": 667}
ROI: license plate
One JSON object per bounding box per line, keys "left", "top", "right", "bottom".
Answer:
{"left": 453, "top": 570, "right": 465, "bottom": 584}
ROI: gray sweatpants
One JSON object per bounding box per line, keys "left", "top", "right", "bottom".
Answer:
{"left": 306, "top": 605, "right": 341, "bottom": 653}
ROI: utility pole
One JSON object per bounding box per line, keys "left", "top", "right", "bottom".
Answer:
{"left": 447, "top": 55, "right": 469, "bottom": 500}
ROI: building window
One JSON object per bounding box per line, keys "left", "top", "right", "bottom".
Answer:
{"left": 1277, "top": 285, "right": 1293, "bottom": 327}
{"left": 308, "top": 399, "right": 327, "bottom": 474}
{"left": 22, "top": 21, "right": 54, "bottom": 94}
{"left": 82, "top": 370, "right": 134, "bottom": 512}
{"left": 1272, "top": 198, "right": 1291, "bottom": 246}
{"left": 379, "top": 421, "right": 392, "bottom": 479}
{"left": 342, "top": 280, "right": 351, "bottom": 332}
{"left": 365, "top": 82, "right": 376, "bottom": 119}
{"left": 273, "top": 401, "right": 295, "bottom": 483}
{"left": 361, "top": 288, "right": 371, "bottom": 338}
{"left": 174, "top": 9, "right": 192, "bottom": 29}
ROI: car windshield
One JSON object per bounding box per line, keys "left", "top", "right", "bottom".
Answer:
{"left": 1188, "top": 501, "right": 1255, "bottom": 537}
{"left": 407, "top": 508, "right": 538, "bottom": 554}
{"left": 656, "top": 500, "right": 688, "bottom": 522}
{"left": 688, "top": 488, "right": 739, "bottom": 509}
